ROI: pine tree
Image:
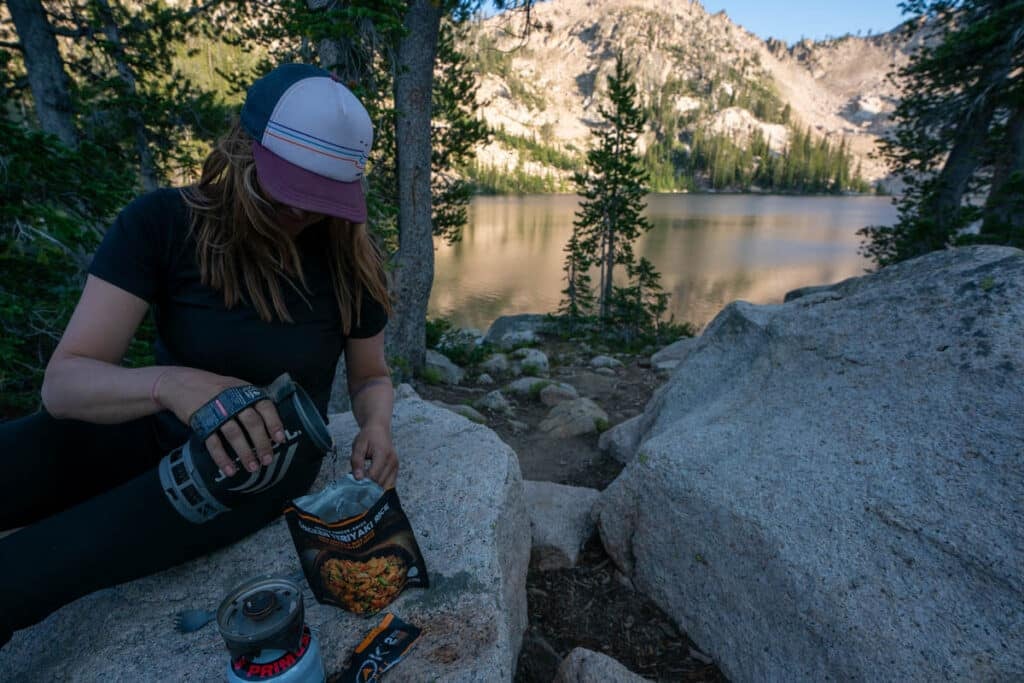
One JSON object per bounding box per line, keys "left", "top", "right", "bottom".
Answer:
{"left": 559, "top": 226, "right": 595, "bottom": 329}
{"left": 859, "top": 0, "right": 1024, "bottom": 266}
{"left": 431, "top": 17, "right": 489, "bottom": 245}
{"left": 570, "top": 51, "right": 654, "bottom": 321}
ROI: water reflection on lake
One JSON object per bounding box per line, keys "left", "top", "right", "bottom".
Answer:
{"left": 429, "top": 194, "right": 898, "bottom": 332}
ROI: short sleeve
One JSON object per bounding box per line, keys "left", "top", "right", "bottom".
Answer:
{"left": 88, "top": 191, "right": 167, "bottom": 303}
{"left": 349, "top": 286, "right": 388, "bottom": 339}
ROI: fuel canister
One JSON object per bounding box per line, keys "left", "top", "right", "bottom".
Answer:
{"left": 217, "top": 576, "right": 325, "bottom": 683}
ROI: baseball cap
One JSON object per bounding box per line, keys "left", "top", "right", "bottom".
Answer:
{"left": 241, "top": 63, "right": 373, "bottom": 223}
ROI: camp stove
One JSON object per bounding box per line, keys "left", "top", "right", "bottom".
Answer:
{"left": 217, "top": 577, "right": 325, "bottom": 683}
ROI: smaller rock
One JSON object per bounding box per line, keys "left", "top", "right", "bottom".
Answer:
{"left": 484, "top": 314, "right": 551, "bottom": 347}
{"left": 513, "top": 347, "right": 550, "bottom": 376}
{"left": 539, "top": 398, "right": 609, "bottom": 438}
{"left": 477, "top": 373, "right": 495, "bottom": 385}
{"left": 572, "top": 372, "right": 617, "bottom": 399}
{"left": 394, "top": 383, "right": 419, "bottom": 401}
{"left": 597, "top": 414, "right": 643, "bottom": 464}
{"left": 480, "top": 353, "right": 511, "bottom": 376}
{"left": 477, "top": 390, "right": 513, "bottom": 414}
{"left": 498, "top": 329, "right": 539, "bottom": 350}
{"left": 590, "top": 355, "right": 623, "bottom": 369}
{"left": 425, "top": 349, "right": 465, "bottom": 385}
{"left": 554, "top": 648, "right": 648, "bottom": 683}
{"left": 508, "top": 419, "right": 529, "bottom": 435}
{"left": 594, "top": 367, "right": 616, "bottom": 377}
{"left": 506, "top": 377, "right": 553, "bottom": 397}
{"left": 650, "top": 337, "right": 696, "bottom": 366}
{"left": 524, "top": 481, "right": 600, "bottom": 570}
{"left": 431, "top": 400, "right": 486, "bottom": 424}
{"left": 539, "top": 383, "right": 579, "bottom": 407}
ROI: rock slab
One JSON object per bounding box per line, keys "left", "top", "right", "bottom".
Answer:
{"left": 596, "top": 247, "right": 1024, "bottom": 682}
{"left": 523, "top": 481, "right": 600, "bottom": 570}
{"left": 1, "top": 398, "right": 531, "bottom": 682}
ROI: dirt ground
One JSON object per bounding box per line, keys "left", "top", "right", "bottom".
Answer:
{"left": 415, "top": 341, "right": 727, "bottom": 682}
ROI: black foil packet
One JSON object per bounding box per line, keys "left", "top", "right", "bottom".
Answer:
{"left": 336, "top": 613, "right": 422, "bottom": 682}
{"left": 284, "top": 482, "right": 429, "bottom": 615}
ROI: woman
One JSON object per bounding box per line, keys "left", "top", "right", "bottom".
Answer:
{"left": 0, "top": 63, "right": 397, "bottom": 647}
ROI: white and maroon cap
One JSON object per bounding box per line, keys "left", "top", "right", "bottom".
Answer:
{"left": 240, "top": 63, "right": 373, "bottom": 223}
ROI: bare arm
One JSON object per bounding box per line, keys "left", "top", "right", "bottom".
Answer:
{"left": 42, "top": 274, "right": 165, "bottom": 422}
{"left": 345, "top": 330, "right": 397, "bottom": 488}
{"left": 41, "top": 275, "right": 286, "bottom": 476}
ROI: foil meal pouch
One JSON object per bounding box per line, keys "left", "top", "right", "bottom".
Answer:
{"left": 284, "top": 475, "right": 429, "bottom": 615}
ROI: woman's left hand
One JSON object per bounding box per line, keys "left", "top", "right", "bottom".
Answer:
{"left": 351, "top": 423, "right": 398, "bottom": 489}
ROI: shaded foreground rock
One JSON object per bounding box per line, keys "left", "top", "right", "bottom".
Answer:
{"left": 596, "top": 247, "right": 1024, "bottom": 682}
{"left": 523, "top": 481, "right": 599, "bottom": 570}
{"left": 0, "top": 399, "right": 530, "bottom": 681}
{"left": 554, "top": 647, "right": 649, "bottom": 682}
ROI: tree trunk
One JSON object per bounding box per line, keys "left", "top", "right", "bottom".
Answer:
{"left": 386, "top": 0, "right": 442, "bottom": 378}
{"left": 917, "top": 37, "right": 1015, "bottom": 246}
{"left": 7, "top": 0, "right": 77, "bottom": 147}
{"left": 305, "top": 1, "right": 376, "bottom": 407}
{"left": 980, "top": 105, "right": 1024, "bottom": 243}
{"left": 601, "top": 218, "right": 615, "bottom": 319}
{"left": 94, "top": 0, "right": 159, "bottom": 191}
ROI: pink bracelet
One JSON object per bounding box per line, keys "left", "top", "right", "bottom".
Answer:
{"left": 151, "top": 369, "right": 171, "bottom": 409}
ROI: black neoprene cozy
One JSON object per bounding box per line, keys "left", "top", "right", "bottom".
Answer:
{"left": 159, "top": 374, "right": 334, "bottom": 523}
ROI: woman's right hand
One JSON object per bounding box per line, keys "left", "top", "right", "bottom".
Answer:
{"left": 155, "top": 368, "right": 286, "bottom": 477}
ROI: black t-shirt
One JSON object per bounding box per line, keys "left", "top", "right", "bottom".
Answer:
{"left": 88, "top": 188, "right": 387, "bottom": 450}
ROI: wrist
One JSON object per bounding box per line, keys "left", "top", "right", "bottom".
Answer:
{"left": 150, "top": 367, "right": 175, "bottom": 410}
{"left": 361, "top": 418, "right": 391, "bottom": 433}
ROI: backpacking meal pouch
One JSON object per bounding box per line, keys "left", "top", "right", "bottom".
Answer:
{"left": 283, "top": 475, "right": 429, "bottom": 615}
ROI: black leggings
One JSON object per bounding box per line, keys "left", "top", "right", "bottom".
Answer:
{"left": 0, "top": 410, "right": 319, "bottom": 648}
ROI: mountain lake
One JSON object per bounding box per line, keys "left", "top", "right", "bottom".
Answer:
{"left": 429, "top": 193, "right": 900, "bottom": 332}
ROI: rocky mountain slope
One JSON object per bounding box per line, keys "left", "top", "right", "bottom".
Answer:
{"left": 464, "top": 0, "right": 923, "bottom": 189}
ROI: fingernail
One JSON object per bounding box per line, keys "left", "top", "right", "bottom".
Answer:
{"left": 224, "top": 465, "right": 236, "bottom": 477}
{"left": 261, "top": 454, "right": 272, "bottom": 465}
{"left": 247, "top": 461, "right": 259, "bottom": 472}
{"left": 354, "top": 468, "right": 364, "bottom": 479}
{"left": 275, "top": 430, "right": 286, "bottom": 443}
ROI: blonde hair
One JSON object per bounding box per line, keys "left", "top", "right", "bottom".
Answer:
{"left": 182, "top": 121, "right": 391, "bottom": 333}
